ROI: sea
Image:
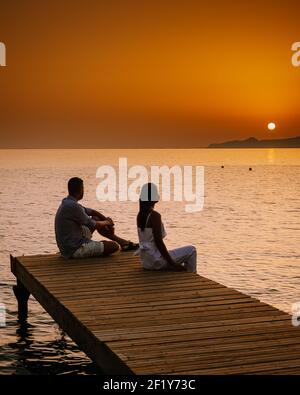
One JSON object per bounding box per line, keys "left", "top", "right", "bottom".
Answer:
{"left": 0, "top": 148, "right": 299, "bottom": 374}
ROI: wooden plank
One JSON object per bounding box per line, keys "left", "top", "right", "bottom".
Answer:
{"left": 39, "top": 279, "right": 222, "bottom": 293}
{"left": 10, "top": 255, "right": 133, "bottom": 374}
{"left": 27, "top": 266, "right": 202, "bottom": 279}
{"left": 101, "top": 322, "right": 297, "bottom": 348}
{"left": 168, "top": 357, "right": 300, "bottom": 375}
{"left": 79, "top": 307, "right": 282, "bottom": 325}
{"left": 92, "top": 314, "right": 290, "bottom": 340}
{"left": 29, "top": 275, "right": 216, "bottom": 288}
{"left": 133, "top": 355, "right": 300, "bottom": 375}
{"left": 53, "top": 288, "right": 247, "bottom": 303}
{"left": 10, "top": 253, "right": 300, "bottom": 375}
{"left": 79, "top": 312, "right": 284, "bottom": 330}
{"left": 108, "top": 332, "right": 300, "bottom": 357}
{"left": 123, "top": 344, "right": 300, "bottom": 371}
{"left": 49, "top": 285, "right": 237, "bottom": 299}
{"left": 251, "top": 367, "right": 300, "bottom": 375}
{"left": 68, "top": 302, "right": 275, "bottom": 318}
{"left": 63, "top": 293, "right": 257, "bottom": 307}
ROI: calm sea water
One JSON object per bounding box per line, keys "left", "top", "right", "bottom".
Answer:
{"left": 0, "top": 148, "right": 299, "bottom": 375}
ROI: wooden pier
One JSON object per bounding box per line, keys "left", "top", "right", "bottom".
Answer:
{"left": 10, "top": 252, "right": 300, "bottom": 375}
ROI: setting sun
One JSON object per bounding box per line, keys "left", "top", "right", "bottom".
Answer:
{"left": 268, "top": 122, "right": 276, "bottom": 131}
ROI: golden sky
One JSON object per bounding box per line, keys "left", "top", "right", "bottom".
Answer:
{"left": 0, "top": 0, "right": 299, "bottom": 147}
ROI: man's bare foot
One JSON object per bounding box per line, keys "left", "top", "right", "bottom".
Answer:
{"left": 121, "top": 241, "right": 139, "bottom": 251}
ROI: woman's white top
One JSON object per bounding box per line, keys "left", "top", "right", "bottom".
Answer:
{"left": 136, "top": 212, "right": 167, "bottom": 270}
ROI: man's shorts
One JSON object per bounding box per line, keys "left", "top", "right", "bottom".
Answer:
{"left": 72, "top": 226, "right": 104, "bottom": 258}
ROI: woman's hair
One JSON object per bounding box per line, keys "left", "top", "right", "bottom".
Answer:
{"left": 138, "top": 183, "right": 159, "bottom": 231}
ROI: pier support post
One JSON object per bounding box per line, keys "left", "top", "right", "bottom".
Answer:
{"left": 13, "top": 280, "right": 30, "bottom": 323}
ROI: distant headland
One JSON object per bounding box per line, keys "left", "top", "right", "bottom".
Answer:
{"left": 208, "top": 135, "right": 300, "bottom": 148}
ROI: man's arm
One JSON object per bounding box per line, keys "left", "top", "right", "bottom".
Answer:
{"left": 72, "top": 204, "right": 111, "bottom": 231}
{"left": 83, "top": 207, "right": 107, "bottom": 221}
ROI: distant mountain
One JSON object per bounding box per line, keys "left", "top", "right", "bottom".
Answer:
{"left": 208, "top": 136, "right": 300, "bottom": 148}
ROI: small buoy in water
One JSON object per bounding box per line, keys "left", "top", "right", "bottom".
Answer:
{"left": 249, "top": 167, "right": 252, "bottom": 171}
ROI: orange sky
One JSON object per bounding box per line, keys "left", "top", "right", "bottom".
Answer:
{"left": 0, "top": 0, "right": 299, "bottom": 147}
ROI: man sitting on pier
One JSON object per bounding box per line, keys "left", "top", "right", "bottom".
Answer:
{"left": 55, "top": 177, "right": 138, "bottom": 259}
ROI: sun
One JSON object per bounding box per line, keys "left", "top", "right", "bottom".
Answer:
{"left": 268, "top": 122, "right": 276, "bottom": 131}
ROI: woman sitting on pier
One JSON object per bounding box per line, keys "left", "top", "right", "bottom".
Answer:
{"left": 136, "top": 183, "right": 197, "bottom": 273}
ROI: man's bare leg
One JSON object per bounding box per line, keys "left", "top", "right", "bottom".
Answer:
{"left": 97, "top": 225, "right": 129, "bottom": 248}
{"left": 91, "top": 215, "right": 137, "bottom": 249}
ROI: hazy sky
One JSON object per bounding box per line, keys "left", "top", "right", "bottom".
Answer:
{"left": 0, "top": 0, "right": 299, "bottom": 147}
